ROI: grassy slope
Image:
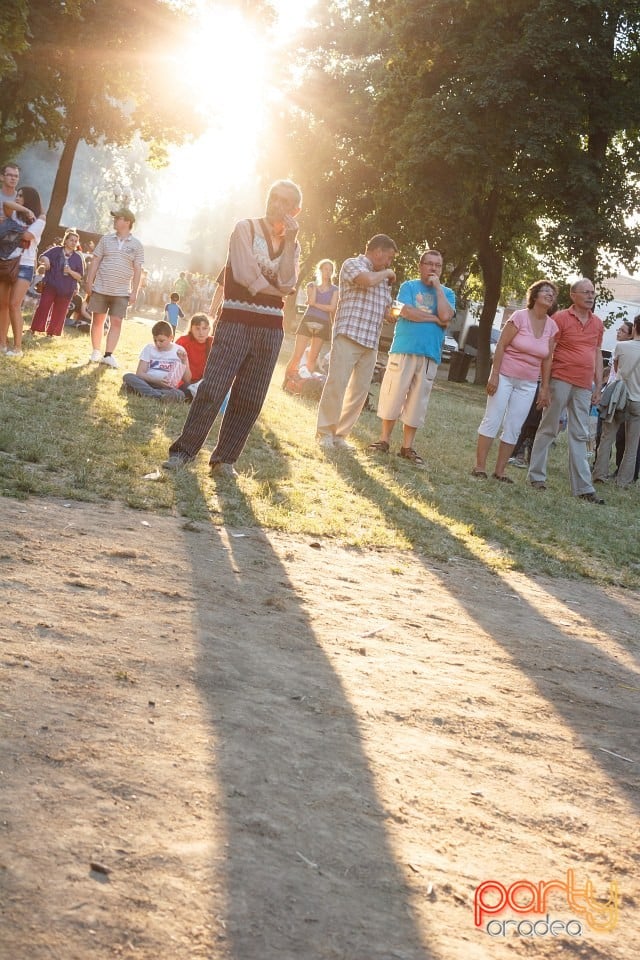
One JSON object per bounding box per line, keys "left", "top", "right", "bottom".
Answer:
{"left": 0, "top": 313, "right": 638, "bottom": 588}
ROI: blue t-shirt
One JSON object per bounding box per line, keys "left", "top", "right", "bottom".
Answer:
{"left": 164, "top": 301, "right": 184, "bottom": 328}
{"left": 390, "top": 279, "right": 456, "bottom": 362}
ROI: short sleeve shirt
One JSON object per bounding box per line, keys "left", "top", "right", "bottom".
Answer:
{"left": 614, "top": 339, "right": 640, "bottom": 401}
{"left": 140, "top": 343, "right": 186, "bottom": 388}
{"left": 551, "top": 307, "right": 604, "bottom": 389}
{"left": 391, "top": 278, "right": 456, "bottom": 361}
{"left": 92, "top": 232, "right": 144, "bottom": 296}
{"left": 333, "top": 254, "right": 392, "bottom": 349}
{"left": 500, "top": 309, "right": 559, "bottom": 381}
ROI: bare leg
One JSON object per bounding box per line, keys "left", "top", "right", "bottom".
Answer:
{"left": 285, "top": 334, "right": 311, "bottom": 376}
{"left": 380, "top": 418, "right": 396, "bottom": 444}
{"left": 474, "top": 433, "right": 494, "bottom": 473}
{"left": 401, "top": 424, "right": 418, "bottom": 450}
{"left": 494, "top": 440, "right": 516, "bottom": 478}
{"left": 306, "top": 336, "right": 324, "bottom": 373}
{"left": 90, "top": 312, "right": 107, "bottom": 352}
{"left": 0, "top": 281, "right": 10, "bottom": 349}
{"left": 105, "top": 315, "right": 123, "bottom": 354}
{"left": 8, "top": 278, "right": 30, "bottom": 351}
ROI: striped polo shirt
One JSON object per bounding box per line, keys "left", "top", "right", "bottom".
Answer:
{"left": 92, "top": 232, "right": 144, "bottom": 296}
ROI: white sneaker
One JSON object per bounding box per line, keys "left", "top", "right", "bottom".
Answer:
{"left": 5, "top": 349, "right": 23, "bottom": 357}
{"left": 89, "top": 348, "right": 102, "bottom": 363}
{"left": 333, "top": 436, "right": 354, "bottom": 450}
{"left": 101, "top": 354, "right": 119, "bottom": 368}
{"left": 317, "top": 435, "right": 335, "bottom": 450}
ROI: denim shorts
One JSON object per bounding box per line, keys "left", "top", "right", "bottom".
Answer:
{"left": 17, "top": 264, "right": 34, "bottom": 282}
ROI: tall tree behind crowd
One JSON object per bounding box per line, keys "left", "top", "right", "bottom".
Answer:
{"left": 0, "top": 0, "right": 203, "bottom": 249}
{"left": 270, "top": 0, "right": 640, "bottom": 382}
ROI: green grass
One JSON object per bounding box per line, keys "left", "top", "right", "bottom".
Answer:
{"left": 1, "top": 310, "right": 639, "bottom": 588}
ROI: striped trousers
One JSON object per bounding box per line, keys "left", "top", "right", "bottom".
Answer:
{"left": 168, "top": 320, "right": 283, "bottom": 465}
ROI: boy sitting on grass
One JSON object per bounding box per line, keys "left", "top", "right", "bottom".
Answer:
{"left": 122, "top": 319, "right": 190, "bottom": 402}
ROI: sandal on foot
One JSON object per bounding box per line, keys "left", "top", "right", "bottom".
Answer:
{"left": 399, "top": 447, "right": 425, "bottom": 465}
{"left": 368, "top": 440, "right": 390, "bottom": 453}
{"left": 492, "top": 473, "right": 514, "bottom": 483}
{"left": 471, "top": 468, "right": 488, "bottom": 479}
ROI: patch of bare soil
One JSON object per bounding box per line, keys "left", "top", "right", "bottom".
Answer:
{"left": 0, "top": 496, "right": 638, "bottom": 960}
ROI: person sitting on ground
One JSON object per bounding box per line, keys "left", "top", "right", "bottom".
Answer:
{"left": 163, "top": 291, "right": 185, "bottom": 332}
{"left": 472, "top": 280, "right": 559, "bottom": 482}
{"left": 66, "top": 293, "right": 92, "bottom": 330}
{"left": 284, "top": 258, "right": 338, "bottom": 382}
{"left": 175, "top": 313, "right": 213, "bottom": 398}
{"left": 122, "top": 319, "right": 190, "bottom": 403}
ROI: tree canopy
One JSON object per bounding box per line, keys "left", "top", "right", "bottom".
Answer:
{"left": 1, "top": 0, "right": 203, "bottom": 247}
{"left": 270, "top": 0, "right": 640, "bottom": 381}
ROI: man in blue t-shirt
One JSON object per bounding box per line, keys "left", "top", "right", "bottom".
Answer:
{"left": 368, "top": 250, "right": 456, "bottom": 465}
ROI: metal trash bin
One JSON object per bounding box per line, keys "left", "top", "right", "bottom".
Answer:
{"left": 448, "top": 351, "right": 471, "bottom": 382}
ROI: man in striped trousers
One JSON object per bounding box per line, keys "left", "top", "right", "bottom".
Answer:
{"left": 163, "top": 180, "right": 302, "bottom": 477}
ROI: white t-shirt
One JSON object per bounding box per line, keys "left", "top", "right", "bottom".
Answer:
{"left": 139, "top": 343, "right": 187, "bottom": 388}
{"left": 7, "top": 213, "right": 45, "bottom": 266}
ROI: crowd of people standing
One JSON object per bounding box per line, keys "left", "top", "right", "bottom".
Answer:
{"left": 1, "top": 160, "right": 639, "bottom": 501}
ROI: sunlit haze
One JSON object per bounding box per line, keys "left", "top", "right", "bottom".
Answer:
{"left": 137, "top": 0, "right": 315, "bottom": 254}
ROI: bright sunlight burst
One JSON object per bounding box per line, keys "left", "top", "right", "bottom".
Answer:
{"left": 140, "top": 0, "right": 314, "bottom": 249}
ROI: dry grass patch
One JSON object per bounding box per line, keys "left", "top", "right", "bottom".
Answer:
{"left": 0, "top": 313, "right": 638, "bottom": 587}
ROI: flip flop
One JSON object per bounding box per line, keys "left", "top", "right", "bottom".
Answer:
{"left": 492, "top": 474, "right": 514, "bottom": 483}
{"left": 471, "top": 468, "right": 488, "bottom": 479}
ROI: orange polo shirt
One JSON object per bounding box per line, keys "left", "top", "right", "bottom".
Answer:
{"left": 550, "top": 306, "right": 604, "bottom": 389}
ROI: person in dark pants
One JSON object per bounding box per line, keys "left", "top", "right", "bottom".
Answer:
{"left": 162, "top": 180, "right": 302, "bottom": 477}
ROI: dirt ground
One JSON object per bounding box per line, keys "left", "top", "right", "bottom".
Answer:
{"left": 1, "top": 495, "right": 638, "bottom": 960}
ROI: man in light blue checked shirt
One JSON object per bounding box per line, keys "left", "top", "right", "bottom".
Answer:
{"left": 316, "top": 234, "right": 398, "bottom": 450}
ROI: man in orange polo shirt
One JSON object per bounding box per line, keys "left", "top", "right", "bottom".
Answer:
{"left": 528, "top": 278, "right": 605, "bottom": 503}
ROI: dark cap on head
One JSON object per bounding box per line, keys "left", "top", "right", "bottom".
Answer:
{"left": 110, "top": 207, "right": 135, "bottom": 225}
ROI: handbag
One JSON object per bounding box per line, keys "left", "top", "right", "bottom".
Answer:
{"left": 0, "top": 216, "right": 26, "bottom": 258}
{"left": 0, "top": 256, "right": 20, "bottom": 283}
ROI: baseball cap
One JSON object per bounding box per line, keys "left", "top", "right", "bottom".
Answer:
{"left": 110, "top": 208, "right": 136, "bottom": 225}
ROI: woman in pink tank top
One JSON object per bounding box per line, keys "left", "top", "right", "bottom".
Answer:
{"left": 472, "top": 280, "right": 559, "bottom": 482}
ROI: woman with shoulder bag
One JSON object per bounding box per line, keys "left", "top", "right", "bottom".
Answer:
{"left": 0, "top": 186, "right": 46, "bottom": 356}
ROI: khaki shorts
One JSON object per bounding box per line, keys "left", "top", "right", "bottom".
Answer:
{"left": 87, "top": 292, "right": 130, "bottom": 319}
{"left": 377, "top": 353, "right": 438, "bottom": 427}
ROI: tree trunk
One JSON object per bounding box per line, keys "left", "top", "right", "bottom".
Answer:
{"left": 474, "top": 191, "right": 503, "bottom": 385}
{"left": 40, "top": 128, "right": 82, "bottom": 251}
{"left": 474, "top": 244, "right": 503, "bottom": 385}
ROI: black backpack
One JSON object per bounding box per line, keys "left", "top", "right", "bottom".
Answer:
{"left": 0, "top": 217, "right": 27, "bottom": 259}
